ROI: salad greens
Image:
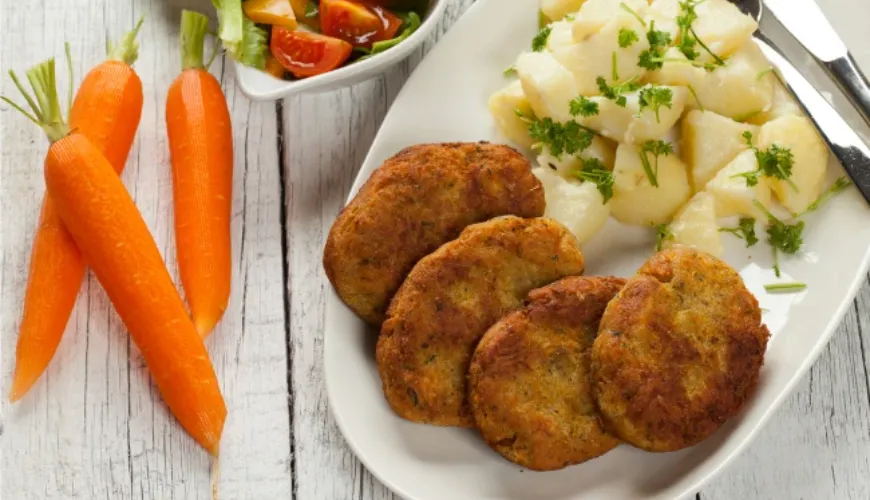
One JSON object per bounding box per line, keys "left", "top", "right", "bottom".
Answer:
{"left": 212, "top": 0, "right": 268, "bottom": 69}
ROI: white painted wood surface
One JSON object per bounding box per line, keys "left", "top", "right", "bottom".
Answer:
{"left": 1, "top": 0, "right": 869, "bottom": 499}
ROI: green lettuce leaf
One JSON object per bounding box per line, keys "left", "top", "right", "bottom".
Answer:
{"left": 212, "top": 0, "right": 268, "bottom": 69}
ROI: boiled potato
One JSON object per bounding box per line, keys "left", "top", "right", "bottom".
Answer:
{"left": 648, "top": 43, "right": 774, "bottom": 120}
{"left": 533, "top": 167, "right": 611, "bottom": 244}
{"left": 541, "top": 0, "right": 587, "bottom": 23}
{"left": 690, "top": 0, "right": 757, "bottom": 63}
{"left": 537, "top": 135, "right": 617, "bottom": 177}
{"left": 664, "top": 191, "right": 722, "bottom": 257}
{"left": 516, "top": 51, "right": 579, "bottom": 122}
{"left": 610, "top": 143, "right": 692, "bottom": 225}
{"left": 547, "top": 20, "right": 576, "bottom": 53}
{"left": 585, "top": 85, "right": 688, "bottom": 144}
{"left": 757, "top": 115, "right": 828, "bottom": 213}
{"left": 682, "top": 110, "right": 757, "bottom": 191}
{"left": 488, "top": 81, "right": 535, "bottom": 150}
{"left": 746, "top": 80, "right": 802, "bottom": 125}
{"left": 646, "top": 0, "right": 680, "bottom": 42}
{"left": 572, "top": 0, "right": 648, "bottom": 41}
{"left": 705, "top": 149, "right": 772, "bottom": 218}
{"left": 554, "top": 14, "right": 650, "bottom": 96}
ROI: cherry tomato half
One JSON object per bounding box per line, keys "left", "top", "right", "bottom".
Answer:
{"left": 270, "top": 27, "right": 353, "bottom": 78}
{"left": 320, "top": 0, "right": 403, "bottom": 48}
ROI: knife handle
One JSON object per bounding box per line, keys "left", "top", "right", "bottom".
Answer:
{"left": 754, "top": 35, "right": 870, "bottom": 199}
{"left": 823, "top": 53, "right": 870, "bottom": 127}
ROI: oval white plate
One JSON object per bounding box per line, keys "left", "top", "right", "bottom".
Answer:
{"left": 324, "top": 0, "right": 870, "bottom": 498}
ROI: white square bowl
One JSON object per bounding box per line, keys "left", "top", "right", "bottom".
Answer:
{"left": 234, "top": 0, "right": 449, "bottom": 100}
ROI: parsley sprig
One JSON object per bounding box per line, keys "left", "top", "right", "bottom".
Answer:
{"left": 655, "top": 223, "right": 674, "bottom": 251}
{"left": 596, "top": 76, "right": 641, "bottom": 107}
{"left": 532, "top": 25, "right": 552, "bottom": 52}
{"left": 638, "top": 21, "right": 673, "bottom": 71}
{"left": 569, "top": 96, "right": 599, "bottom": 117}
{"left": 619, "top": 28, "right": 639, "bottom": 48}
{"left": 516, "top": 109, "right": 596, "bottom": 158}
{"left": 764, "top": 282, "right": 807, "bottom": 293}
{"left": 733, "top": 131, "right": 796, "bottom": 190}
{"left": 637, "top": 85, "right": 673, "bottom": 123}
{"left": 798, "top": 176, "right": 851, "bottom": 216}
{"left": 638, "top": 140, "right": 674, "bottom": 187}
{"left": 753, "top": 200, "right": 803, "bottom": 277}
{"left": 676, "top": 0, "right": 726, "bottom": 69}
{"left": 572, "top": 157, "right": 614, "bottom": 203}
{"left": 719, "top": 217, "right": 759, "bottom": 247}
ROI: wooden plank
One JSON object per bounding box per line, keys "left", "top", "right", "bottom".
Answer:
{"left": 1, "top": 1, "right": 291, "bottom": 498}
{"left": 700, "top": 277, "right": 870, "bottom": 500}
{"left": 282, "top": 1, "right": 474, "bottom": 498}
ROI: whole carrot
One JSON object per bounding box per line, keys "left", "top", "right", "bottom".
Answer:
{"left": 166, "top": 10, "right": 234, "bottom": 338}
{"left": 7, "top": 22, "right": 145, "bottom": 402}
{"left": 5, "top": 57, "right": 226, "bottom": 454}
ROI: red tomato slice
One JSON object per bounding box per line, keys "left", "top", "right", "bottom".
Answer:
{"left": 320, "top": 0, "right": 403, "bottom": 47}
{"left": 270, "top": 28, "right": 353, "bottom": 78}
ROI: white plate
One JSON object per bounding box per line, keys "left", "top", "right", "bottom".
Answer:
{"left": 324, "top": 0, "right": 870, "bottom": 499}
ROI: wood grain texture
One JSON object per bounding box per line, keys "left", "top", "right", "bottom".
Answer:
{"left": 3, "top": 0, "right": 870, "bottom": 498}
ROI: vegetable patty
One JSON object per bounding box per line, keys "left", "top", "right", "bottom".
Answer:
{"left": 377, "top": 216, "right": 585, "bottom": 427}
{"left": 469, "top": 276, "right": 625, "bottom": 470}
{"left": 323, "top": 142, "right": 545, "bottom": 325}
{"left": 592, "top": 247, "right": 769, "bottom": 452}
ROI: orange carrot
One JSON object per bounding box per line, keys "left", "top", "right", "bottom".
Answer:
{"left": 7, "top": 23, "right": 145, "bottom": 402}
{"left": 166, "top": 11, "right": 234, "bottom": 338}
{"left": 6, "top": 57, "right": 226, "bottom": 455}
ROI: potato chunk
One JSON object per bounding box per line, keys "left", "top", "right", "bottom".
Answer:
{"left": 533, "top": 167, "right": 611, "bottom": 245}
{"left": 541, "top": 0, "right": 587, "bottom": 23}
{"left": 610, "top": 143, "right": 692, "bottom": 225}
{"left": 682, "top": 110, "right": 757, "bottom": 191}
{"left": 516, "top": 51, "right": 579, "bottom": 122}
{"left": 585, "top": 85, "right": 688, "bottom": 144}
{"left": 664, "top": 192, "right": 722, "bottom": 257}
{"left": 757, "top": 115, "right": 828, "bottom": 213}
{"left": 489, "top": 81, "right": 535, "bottom": 150}
{"left": 705, "top": 149, "right": 772, "bottom": 218}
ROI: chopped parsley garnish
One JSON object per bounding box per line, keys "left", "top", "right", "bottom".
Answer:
{"left": 757, "top": 67, "right": 775, "bottom": 80}
{"left": 596, "top": 76, "right": 641, "bottom": 107}
{"left": 764, "top": 282, "right": 807, "bottom": 293}
{"left": 612, "top": 52, "right": 620, "bottom": 81}
{"left": 638, "top": 139, "right": 674, "bottom": 187}
{"left": 619, "top": 2, "right": 647, "bottom": 27}
{"left": 532, "top": 25, "right": 552, "bottom": 52}
{"left": 504, "top": 65, "right": 517, "bottom": 77}
{"left": 637, "top": 85, "right": 673, "bottom": 123}
{"left": 719, "top": 217, "right": 759, "bottom": 247}
{"left": 637, "top": 21, "right": 673, "bottom": 70}
{"left": 799, "top": 176, "right": 852, "bottom": 216}
{"left": 733, "top": 131, "right": 796, "bottom": 189}
{"left": 569, "top": 95, "right": 600, "bottom": 117}
{"left": 687, "top": 84, "right": 704, "bottom": 111}
{"left": 754, "top": 200, "right": 804, "bottom": 277}
{"left": 516, "top": 109, "right": 596, "bottom": 158}
{"left": 564, "top": 13, "right": 577, "bottom": 21}
{"left": 619, "top": 28, "right": 640, "bottom": 48}
{"left": 573, "top": 157, "right": 615, "bottom": 203}
{"left": 676, "top": 0, "right": 726, "bottom": 68}
{"left": 304, "top": 1, "right": 319, "bottom": 18}
{"left": 655, "top": 223, "right": 674, "bottom": 251}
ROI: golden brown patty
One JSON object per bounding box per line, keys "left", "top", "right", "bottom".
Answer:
{"left": 377, "top": 216, "right": 585, "bottom": 427}
{"left": 592, "top": 247, "right": 770, "bottom": 452}
{"left": 323, "top": 142, "right": 545, "bottom": 325}
{"left": 468, "top": 276, "right": 625, "bottom": 471}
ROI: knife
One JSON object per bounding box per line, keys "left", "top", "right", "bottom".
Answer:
{"left": 754, "top": 33, "right": 870, "bottom": 201}
{"left": 764, "top": 0, "right": 870, "bottom": 127}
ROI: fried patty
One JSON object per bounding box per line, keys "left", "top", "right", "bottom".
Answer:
{"left": 592, "top": 247, "right": 770, "bottom": 452}
{"left": 377, "top": 216, "right": 585, "bottom": 427}
{"left": 323, "top": 142, "right": 545, "bottom": 325}
{"left": 468, "top": 276, "right": 625, "bottom": 470}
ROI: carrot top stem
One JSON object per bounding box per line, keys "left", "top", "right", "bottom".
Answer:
{"left": 107, "top": 16, "right": 146, "bottom": 65}
{"left": 1, "top": 51, "right": 72, "bottom": 143}
{"left": 181, "top": 10, "right": 210, "bottom": 70}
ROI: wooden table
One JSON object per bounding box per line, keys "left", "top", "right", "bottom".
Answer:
{"left": 3, "top": 0, "right": 870, "bottom": 498}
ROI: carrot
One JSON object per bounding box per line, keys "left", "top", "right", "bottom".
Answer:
{"left": 166, "top": 10, "right": 234, "bottom": 338}
{"left": 7, "top": 22, "right": 145, "bottom": 402}
{"left": 5, "top": 57, "right": 226, "bottom": 455}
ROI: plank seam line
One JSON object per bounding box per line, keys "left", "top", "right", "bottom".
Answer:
{"left": 853, "top": 294, "right": 870, "bottom": 411}
{"left": 276, "top": 99, "right": 297, "bottom": 499}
